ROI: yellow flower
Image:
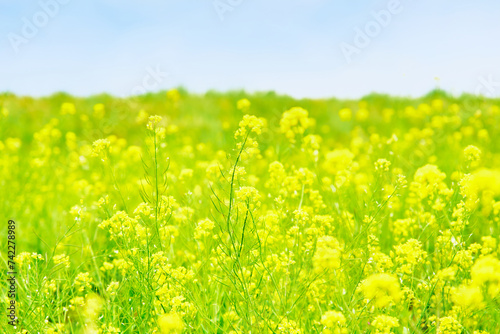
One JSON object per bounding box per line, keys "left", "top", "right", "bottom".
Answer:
{"left": 158, "top": 312, "right": 184, "bottom": 334}
{"left": 460, "top": 169, "right": 500, "bottom": 211}
{"left": 355, "top": 108, "right": 369, "bottom": 121}
{"left": 100, "top": 261, "right": 114, "bottom": 271}
{"left": 321, "top": 310, "right": 346, "bottom": 328}
{"left": 235, "top": 186, "right": 261, "bottom": 209}
{"left": 338, "top": 108, "right": 352, "bottom": 121}
{"left": 463, "top": 145, "right": 481, "bottom": 162}
{"left": 93, "top": 103, "right": 105, "bottom": 119}
{"left": 60, "top": 102, "right": 76, "bottom": 115}
{"left": 313, "top": 236, "right": 342, "bottom": 272}
{"left": 53, "top": 254, "right": 70, "bottom": 268}
{"left": 431, "top": 98, "right": 443, "bottom": 111}
{"left": 5, "top": 137, "right": 22, "bottom": 151}
{"left": 234, "top": 114, "right": 265, "bottom": 138}
{"left": 280, "top": 106, "right": 312, "bottom": 143}
{"left": 324, "top": 149, "right": 354, "bottom": 174}
{"left": 411, "top": 164, "right": 449, "bottom": 199}
{"left": 361, "top": 273, "right": 402, "bottom": 308}
{"left": 374, "top": 159, "right": 391, "bottom": 172}
{"left": 393, "top": 239, "right": 427, "bottom": 274}
{"left": 372, "top": 315, "right": 399, "bottom": 334}
{"left": 277, "top": 318, "right": 302, "bottom": 334}
{"left": 302, "top": 134, "right": 322, "bottom": 151}
{"left": 471, "top": 255, "right": 500, "bottom": 297}
{"left": 437, "top": 316, "right": 462, "bottom": 334}
{"left": 84, "top": 294, "right": 103, "bottom": 320}
{"left": 16, "top": 252, "right": 43, "bottom": 266}
{"left": 237, "top": 98, "right": 251, "bottom": 112}
{"left": 194, "top": 218, "right": 215, "bottom": 239}
{"left": 436, "top": 267, "right": 456, "bottom": 281}
{"left": 266, "top": 161, "right": 286, "bottom": 188}
{"left": 451, "top": 284, "right": 483, "bottom": 310}
{"left": 74, "top": 272, "right": 93, "bottom": 292}
{"left": 147, "top": 115, "right": 163, "bottom": 130}
{"left": 415, "top": 164, "right": 446, "bottom": 185}
{"left": 106, "top": 281, "right": 120, "bottom": 296}
{"left": 1, "top": 107, "right": 9, "bottom": 117}
{"left": 167, "top": 89, "right": 181, "bottom": 103}
{"left": 91, "top": 139, "right": 110, "bottom": 160}
{"left": 69, "top": 296, "right": 85, "bottom": 310}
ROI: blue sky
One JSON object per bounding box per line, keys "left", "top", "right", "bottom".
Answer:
{"left": 1, "top": 0, "right": 500, "bottom": 98}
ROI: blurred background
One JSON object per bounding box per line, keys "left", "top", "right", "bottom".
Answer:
{"left": 1, "top": 0, "right": 500, "bottom": 98}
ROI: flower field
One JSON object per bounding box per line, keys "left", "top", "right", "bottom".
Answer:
{"left": 1, "top": 90, "right": 500, "bottom": 333}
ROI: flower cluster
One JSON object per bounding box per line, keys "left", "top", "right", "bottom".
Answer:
{"left": 280, "top": 106, "right": 313, "bottom": 143}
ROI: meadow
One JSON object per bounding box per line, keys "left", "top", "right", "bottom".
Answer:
{"left": 1, "top": 90, "right": 499, "bottom": 333}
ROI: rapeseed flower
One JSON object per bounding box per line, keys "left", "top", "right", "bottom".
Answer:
{"left": 361, "top": 273, "right": 402, "bottom": 308}
{"left": 158, "top": 312, "right": 184, "bottom": 334}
